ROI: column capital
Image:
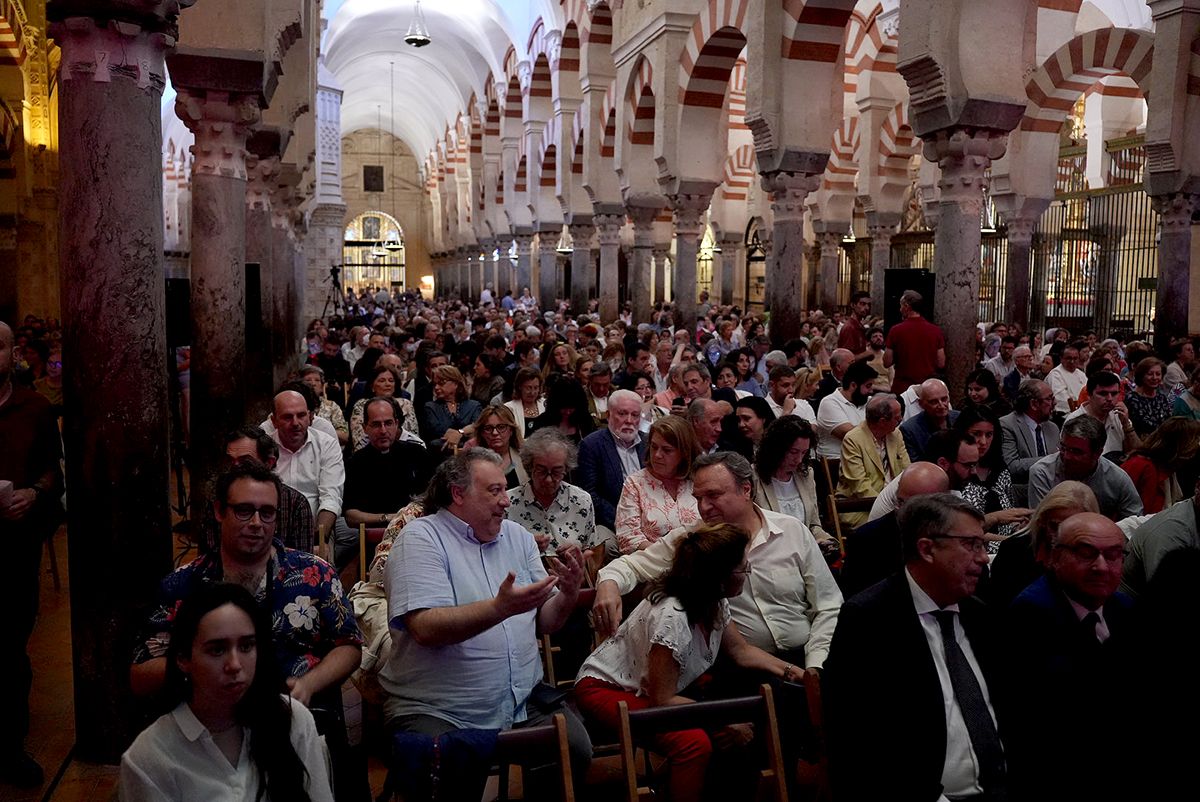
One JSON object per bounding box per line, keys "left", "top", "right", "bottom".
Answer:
{"left": 513, "top": 230, "right": 535, "bottom": 255}
{"left": 53, "top": 15, "right": 174, "bottom": 93}
{"left": 651, "top": 244, "right": 671, "bottom": 261}
{"left": 865, "top": 210, "right": 901, "bottom": 239}
{"left": 568, "top": 223, "right": 596, "bottom": 249}
{"left": 627, "top": 204, "right": 660, "bottom": 248}
{"left": 817, "top": 230, "right": 843, "bottom": 258}
{"left": 669, "top": 193, "right": 711, "bottom": 239}
{"left": 245, "top": 154, "right": 279, "bottom": 211}
{"left": 536, "top": 231, "right": 560, "bottom": 258}
{"left": 594, "top": 213, "right": 625, "bottom": 245}
{"left": 1151, "top": 192, "right": 1200, "bottom": 231}
{"left": 1005, "top": 216, "right": 1038, "bottom": 246}
{"left": 924, "top": 129, "right": 1006, "bottom": 211}
{"left": 761, "top": 171, "right": 820, "bottom": 223}
{"left": 175, "top": 89, "right": 261, "bottom": 180}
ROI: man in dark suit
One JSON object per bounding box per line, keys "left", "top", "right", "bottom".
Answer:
{"left": 999, "top": 378, "right": 1059, "bottom": 485}
{"left": 575, "top": 390, "right": 646, "bottom": 535}
{"left": 825, "top": 493, "right": 1008, "bottom": 802}
{"left": 1004, "top": 512, "right": 1133, "bottom": 802}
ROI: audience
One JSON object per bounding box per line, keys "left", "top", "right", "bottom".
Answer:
{"left": 504, "top": 366, "right": 545, "bottom": 438}
{"left": 900, "top": 378, "right": 959, "bottom": 461}
{"left": 1125, "top": 356, "right": 1173, "bottom": 435}
{"left": 577, "top": 389, "right": 645, "bottom": 535}
{"left": 1047, "top": 342, "right": 1086, "bottom": 417}
{"left": 421, "top": 365, "right": 482, "bottom": 454}
{"left": 954, "top": 407, "right": 1031, "bottom": 536}
{"left": 1063, "top": 369, "right": 1136, "bottom": 458}
{"left": 732, "top": 395, "right": 776, "bottom": 456}
{"left": 349, "top": 365, "right": 417, "bottom": 451}
{"left": 530, "top": 376, "right": 595, "bottom": 444}
{"left": 342, "top": 398, "right": 430, "bottom": 530}
{"left": 814, "top": 359, "right": 877, "bottom": 461}
{"left": 506, "top": 429, "right": 596, "bottom": 554}
{"left": 298, "top": 365, "right": 350, "bottom": 447}
{"left": 1121, "top": 474, "right": 1200, "bottom": 598}
{"left": 999, "top": 378, "right": 1060, "bottom": 486}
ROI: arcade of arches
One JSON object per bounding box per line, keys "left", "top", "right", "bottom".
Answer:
{"left": 3, "top": 0, "right": 1200, "bottom": 769}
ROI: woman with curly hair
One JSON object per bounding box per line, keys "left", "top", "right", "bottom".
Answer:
{"left": 1125, "top": 356, "right": 1173, "bottom": 435}
{"left": 574, "top": 523, "right": 796, "bottom": 802}
{"left": 753, "top": 416, "right": 835, "bottom": 553}
{"left": 120, "top": 583, "right": 332, "bottom": 801}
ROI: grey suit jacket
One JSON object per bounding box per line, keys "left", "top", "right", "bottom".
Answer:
{"left": 1000, "top": 412, "right": 1060, "bottom": 483}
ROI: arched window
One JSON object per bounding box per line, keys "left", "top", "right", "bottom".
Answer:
{"left": 342, "top": 211, "right": 406, "bottom": 293}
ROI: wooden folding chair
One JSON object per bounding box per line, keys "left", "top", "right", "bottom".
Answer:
{"left": 790, "top": 668, "right": 833, "bottom": 802}
{"left": 617, "top": 684, "right": 788, "bottom": 802}
{"left": 357, "top": 523, "right": 386, "bottom": 580}
{"left": 496, "top": 712, "right": 576, "bottom": 802}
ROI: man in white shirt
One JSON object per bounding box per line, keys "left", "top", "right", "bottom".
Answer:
{"left": 764, "top": 365, "right": 816, "bottom": 423}
{"left": 1047, "top": 344, "right": 1086, "bottom": 415}
{"left": 269, "top": 390, "right": 346, "bottom": 562}
{"left": 824, "top": 494, "right": 1007, "bottom": 801}
{"left": 815, "top": 361, "right": 877, "bottom": 460}
{"left": 1062, "top": 370, "right": 1136, "bottom": 457}
{"left": 983, "top": 336, "right": 1018, "bottom": 383}
{"left": 592, "top": 452, "right": 842, "bottom": 669}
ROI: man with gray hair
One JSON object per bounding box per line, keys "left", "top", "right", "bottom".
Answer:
{"left": 577, "top": 389, "right": 646, "bottom": 533}
{"left": 1002, "top": 344, "right": 1038, "bottom": 402}
{"left": 686, "top": 398, "right": 726, "bottom": 455}
{"left": 380, "top": 448, "right": 592, "bottom": 795}
{"left": 813, "top": 347, "right": 856, "bottom": 408}
{"left": 900, "top": 378, "right": 959, "bottom": 462}
{"left": 1028, "top": 415, "right": 1142, "bottom": 520}
{"left": 592, "top": 452, "right": 843, "bottom": 670}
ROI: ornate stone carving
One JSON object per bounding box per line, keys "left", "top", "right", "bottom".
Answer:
{"left": 924, "top": 129, "right": 1007, "bottom": 214}
{"left": 762, "top": 172, "right": 820, "bottom": 223}
{"left": 669, "top": 193, "right": 711, "bottom": 240}
{"left": 513, "top": 230, "right": 535, "bottom": 256}
{"left": 245, "top": 155, "right": 279, "bottom": 211}
{"left": 1004, "top": 215, "right": 1038, "bottom": 246}
{"left": 594, "top": 213, "right": 624, "bottom": 246}
{"left": 817, "top": 230, "right": 842, "bottom": 259}
{"left": 627, "top": 204, "right": 659, "bottom": 248}
{"left": 56, "top": 18, "right": 173, "bottom": 92}
{"left": 568, "top": 223, "right": 596, "bottom": 250}
{"left": 1151, "top": 192, "right": 1199, "bottom": 231}
{"left": 176, "top": 90, "right": 261, "bottom": 180}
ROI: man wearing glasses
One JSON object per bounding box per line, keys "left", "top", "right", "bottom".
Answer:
{"left": 1000, "top": 378, "right": 1060, "bottom": 485}
{"left": 342, "top": 397, "right": 429, "bottom": 530}
{"left": 825, "top": 493, "right": 1009, "bottom": 802}
{"left": 1005, "top": 512, "right": 1133, "bottom": 801}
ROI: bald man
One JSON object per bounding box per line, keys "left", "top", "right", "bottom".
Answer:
{"left": 269, "top": 390, "right": 346, "bottom": 559}
{"left": 812, "top": 347, "right": 856, "bottom": 408}
{"left": 899, "top": 378, "right": 959, "bottom": 461}
{"left": 1005, "top": 513, "right": 1134, "bottom": 801}
{"left": 840, "top": 463, "right": 952, "bottom": 597}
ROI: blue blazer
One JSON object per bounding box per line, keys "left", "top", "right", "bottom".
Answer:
{"left": 575, "top": 428, "right": 646, "bottom": 530}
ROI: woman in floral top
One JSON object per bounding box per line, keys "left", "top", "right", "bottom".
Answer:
{"left": 1125, "top": 356, "right": 1174, "bottom": 436}
{"left": 615, "top": 415, "right": 701, "bottom": 553}
{"left": 955, "top": 407, "right": 1029, "bottom": 538}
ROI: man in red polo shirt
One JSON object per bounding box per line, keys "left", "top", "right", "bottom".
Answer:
{"left": 884, "top": 290, "right": 946, "bottom": 394}
{"left": 837, "top": 291, "right": 871, "bottom": 357}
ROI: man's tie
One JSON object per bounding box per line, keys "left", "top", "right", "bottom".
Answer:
{"left": 1034, "top": 424, "right": 1047, "bottom": 457}
{"left": 1081, "top": 611, "right": 1103, "bottom": 647}
{"left": 932, "top": 610, "right": 1006, "bottom": 795}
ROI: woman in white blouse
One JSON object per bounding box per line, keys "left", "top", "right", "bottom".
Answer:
{"left": 753, "top": 416, "right": 838, "bottom": 556}
{"left": 504, "top": 366, "right": 545, "bottom": 439}
{"left": 120, "top": 584, "right": 332, "bottom": 802}
{"left": 574, "top": 523, "right": 796, "bottom": 802}
{"left": 615, "top": 415, "right": 701, "bottom": 553}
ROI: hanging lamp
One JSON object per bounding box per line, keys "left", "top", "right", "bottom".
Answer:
{"left": 384, "top": 61, "right": 403, "bottom": 252}
{"left": 405, "top": 0, "right": 431, "bottom": 47}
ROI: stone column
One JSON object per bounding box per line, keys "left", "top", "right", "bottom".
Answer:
{"left": 243, "top": 140, "right": 278, "bottom": 424}
{"left": 762, "top": 172, "right": 819, "bottom": 343}
{"left": 306, "top": 204, "right": 348, "bottom": 320}
{"left": 1004, "top": 216, "right": 1037, "bottom": 332}
{"left": 537, "top": 230, "right": 559, "bottom": 311}
{"left": 1151, "top": 193, "right": 1198, "bottom": 354}
{"left": 651, "top": 245, "right": 671, "bottom": 307}
{"left": 670, "top": 194, "right": 712, "bottom": 337}
{"left": 816, "top": 227, "right": 845, "bottom": 313}
{"left": 269, "top": 174, "right": 299, "bottom": 391}
{"left": 568, "top": 221, "right": 595, "bottom": 315}
{"left": 478, "top": 237, "right": 497, "bottom": 300}
{"left": 927, "top": 130, "right": 1006, "bottom": 398}
{"left": 1089, "top": 223, "right": 1126, "bottom": 337}
{"left": 718, "top": 236, "right": 741, "bottom": 307}
{"left": 513, "top": 228, "right": 535, "bottom": 301}
{"left": 865, "top": 211, "right": 900, "bottom": 316}
{"left": 51, "top": 7, "right": 175, "bottom": 759}
{"left": 628, "top": 204, "right": 658, "bottom": 326}
{"left": 595, "top": 212, "right": 624, "bottom": 322}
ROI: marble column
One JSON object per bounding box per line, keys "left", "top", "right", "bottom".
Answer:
{"left": 269, "top": 175, "right": 299, "bottom": 392}
{"left": 568, "top": 221, "right": 596, "bottom": 315}
{"left": 670, "top": 194, "right": 712, "bottom": 337}
{"left": 243, "top": 139, "right": 278, "bottom": 424}
{"left": 865, "top": 211, "right": 900, "bottom": 317}
{"left": 816, "top": 227, "right": 845, "bottom": 313}
{"left": 652, "top": 244, "right": 671, "bottom": 307}
{"left": 628, "top": 205, "right": 658, "bottom": 326}
{"left": 1089, "top": 223, "right": 1126, "bottom": 337}
{"left": 537, "top": 230, "right": 560, "bottom": 311}
{"left": 1151, "top": 193, "right": 1198, "bottom": 354}
{"left": 718, "top": 237, "right": 742, "bottom": 307}
{"left": 595, "top": 212, "right": 624, "bottom": 322}
{"left": 306, "top": 203, "right": 348, "bottom": 320}
{"left": 1004, "top": 215, "right": 1038, "bottom": 332}
{"left": 51, "top": 7, "right": 174, "bottom": 759}
{"left": 762, "top": 172, "right": 819, "bottom": 344}
{"left": 513, "top": 228, "right": 535, "bottom": 302}
{"left": 928, "top": 130, "right": 1006, "bottom": 399}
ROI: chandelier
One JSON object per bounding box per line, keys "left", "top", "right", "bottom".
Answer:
{"left": 405, "top": 0, "right": 431, "bottom": 47}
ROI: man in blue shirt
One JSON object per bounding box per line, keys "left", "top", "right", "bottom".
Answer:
{"left": 380, "top": 448, "right": 592, "bottom": 791}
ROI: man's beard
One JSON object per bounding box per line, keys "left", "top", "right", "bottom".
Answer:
{"left": 851, "top": 388, "right": 871, "bottom": 407}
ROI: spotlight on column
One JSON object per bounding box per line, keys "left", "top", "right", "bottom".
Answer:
{"left": 405, "top": 0, "right": 432, "bottom": 47}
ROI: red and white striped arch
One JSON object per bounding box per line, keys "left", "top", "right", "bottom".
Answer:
{"left": 720, "top": 144, "right": 757, "bottom": 202}
{"left": 559, "top": 21, "right": 582, "bottom": 74}
{"left": 679, "top": 0, "right": 751, "bottom": 102}
{"left": 1021, "top": 27, "right": 1153, "bottom": 133}
{"left": 0, "top": 0, "right": 26, "bottom": 66}
{"left": 728, "top": 57, "right": 748, "bottom": 130}
{"left": 562, "top": 0, "right": 614, "bottom": 46}
{"left": 877, "top": 102, "right": 917, "bottom": 183}
{"left": 782, "top": 0, "right": 857, "bottom": 63}
{"left": 599, "top": 81, "right": 618, "bottom": 158}
{"left": 626, "top": 57, "right": 655, "bottom": 146}
{"left": 540, "top": 114, "right": 560, "bottom": 174}
{"left": 843, "top": 4, "right": 897, "bottom": 96}
{"left": 821, "top": 116, "right": 859, "bottom": 194}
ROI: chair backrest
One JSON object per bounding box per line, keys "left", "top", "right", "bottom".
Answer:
{"left": 617, "top": 684, "right": 787, "bottom": 802}
{"left": 821, "top": 457, "right": 840, "bottom": 495}
{"left": 358, "top": 524, "right": 386, "bottom": 579}
{"left": 791, "top": 668, "right": 832, "bottom": 802}
{"left": 495, "top": 713, "right": 575, "bottom": 802}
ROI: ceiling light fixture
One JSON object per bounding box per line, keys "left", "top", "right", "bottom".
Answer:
{"left": 405, "top": 0, "right": 431, "bottom": 47}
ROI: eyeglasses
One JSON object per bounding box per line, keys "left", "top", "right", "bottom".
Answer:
{"left": 930, "top": 534, "right": 989, "bottom": 554}
{"left": 228, "top": 504, "right": 278, "bottom": 523}
{"left": 48, "top": 361, "right": 63, "bottom": 368}
{"left": 1057, "top": 542, "right": 1127, "bottom": 564}
{"left": 480, "top": 424, "right": 512, "bottom": 435}
{"left": 532, "top": 465, "right": 567, "bottom": 479}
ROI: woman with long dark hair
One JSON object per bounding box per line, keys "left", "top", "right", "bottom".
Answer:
{"left": 753, "top": 416, "right": 835, "bottom": 552}
{"left": 574, "top": 523, "right": 796, "bottom": 802}
{"left": 954, "top": 407, "right": 1028, "bottom": 536}
{"left": 120, "top": 583, "right": 332, "bottom": 801}
{"left": 529, "top": 376, "right": 596, "bottom": 445}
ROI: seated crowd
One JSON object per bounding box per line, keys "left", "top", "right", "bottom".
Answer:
{"left": 7, "top": 283, "right": 1200, "bottom": 800}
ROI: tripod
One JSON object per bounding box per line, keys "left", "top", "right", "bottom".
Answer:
{"left": 322, "top": 264, "right": 346, "bottom": 321}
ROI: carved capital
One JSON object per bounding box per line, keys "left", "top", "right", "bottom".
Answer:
{"left": 817, "top": 231, "right": 843, "bottom": 259}
{"left": 55, "top": 16, "right": 173, "bottom": 92}
{"left": 176, "top": 89, "right": 261, "bottom": 180}
{"left": 1151, "top": 192, "right": 1200, "bottom": 232}
{"left": 568, "top": 223, "right": 596, "bottom": 250}
{"left": 537, "top": 232, "right": 560, "bottom": 259}
{"left": 924, "top": 129, "right": 1006, "bottom": 213}
{"left": 669, "top": 193, "right": 711, "bottom": 239}
{"left": 594, "top": 213, "right": 625, "bottom": 246}
{"left": 245, "top": 155, "right": 279, "bottom": 211}
{"left": 651, "top": 246, "right": 671, "bottom": 262}
{"left": 1004, "top": 215, "right": 1038, "bottom": 246}
{"left": 627, "top": 204, "right": 659, "bottom": 248}
{"left": 512, "top": 231, "right": 535, "bottom": 256}
{"left": 762, "top": 171, "right": 820, "bottom": 223}
{"left": 865, "top": 211, "right": 901, "bottom": 244}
